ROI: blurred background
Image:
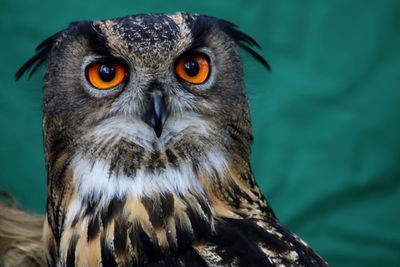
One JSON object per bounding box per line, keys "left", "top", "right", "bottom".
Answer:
{"left": 1, "top": 0, "right": 399, "bottom": 266}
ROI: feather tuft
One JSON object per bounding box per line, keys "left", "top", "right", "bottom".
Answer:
{"left": 216, "top": 19, "right": 271, "bottom": 70}
{"left": 15, "top": 31, "right": 62, "bottom": 80}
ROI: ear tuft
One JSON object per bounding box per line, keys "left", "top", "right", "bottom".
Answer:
{"left": 15, "top": 31, "right": 62, "bottom": 81}
{"left": 217, "top": 19, "right": 271, "bottom": 71}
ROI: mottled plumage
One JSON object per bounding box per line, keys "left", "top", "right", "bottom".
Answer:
{"left": 17, "top": 12, "right": 328, "bottom": 266}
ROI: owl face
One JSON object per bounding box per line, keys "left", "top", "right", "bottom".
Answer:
{"left": 43, "top": 13, "right": 253, "bottom": 157}
{"left": 12, "top": 12, "right": 271, "bottom": 208}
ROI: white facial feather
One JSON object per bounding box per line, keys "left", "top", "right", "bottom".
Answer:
{"left": 85, "top": 113, "right": 213, "bottom": 152}
{"left": 71, "top": 154, "right": 203, "bottom": 201}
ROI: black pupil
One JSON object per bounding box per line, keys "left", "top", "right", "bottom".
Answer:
{"left": 184, "top": 60, "right": 199, "bottom": 77}
{"left": 99, "top": 64, "right": 116, "bottom": 82}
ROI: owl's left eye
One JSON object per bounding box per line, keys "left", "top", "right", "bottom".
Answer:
{"left": 86, "top": 63, "right": 126, "bottom": 89}
{"left": 175, "top": 53, "right": 210, "bottom": 84}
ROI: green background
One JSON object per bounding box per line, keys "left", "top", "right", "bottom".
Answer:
{"left": 1, "top": 0, "right": 399, "bottom": 266}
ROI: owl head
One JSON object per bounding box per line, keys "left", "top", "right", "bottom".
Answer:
{"left": 17, "top": 13, "right": 269, "bottom": 199}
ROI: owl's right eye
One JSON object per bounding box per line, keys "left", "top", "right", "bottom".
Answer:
{"left": 86, "top": 63, "right": 126, "bottom": 89}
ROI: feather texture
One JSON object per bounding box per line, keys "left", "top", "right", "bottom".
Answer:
{"left": 14, "top": 12, "right": 327, "bottom": 266}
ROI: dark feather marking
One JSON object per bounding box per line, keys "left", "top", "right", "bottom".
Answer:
{"left": 241, "top": 172, "right": 256, "bottom": 188}
{"left": 101, "top": 235, "right": 117, "bottom": 267}
{"left": 141, "top": 197, "right": 158, "bottom": 228}
{"left": 113, "top": 13, "right": 179, "bottom": 51}
{"left": 212, "top": 219, "right": 276, "bottom": 266}
{"left": 101, "top": 197, "right": 126, "bottom": 227}
{"left": 185, "top": 206, "right": 213, "bottom": 240}
{"left": 49, "top": 150, "right": 71, "bottom": 179}
{"left": 227, "top": 122, "right": 252, "bottom": 143}
{"left": 176, "top": 247, "right": 209, "bottom": 267}
{"left": 165, "top": 148, "right": 179, "bottom": 168}
{"left": 15, "top": 30, "right": 62, "bottom": 80}
{"left": 272, "top": 221, "right": 328, "bottom": 266}
{"left": 209, "top": 166, "right": 220, "bottom": 182}
{"left": 147, "top": 247, "right": 209, "bottom": 267}
{"left": 46, "top": 185, "right": 58, "bottom": 245}
{"left": 216, "top": 18, "right": 270, "bottom": 70}
{"left": 236, "top": 43, "right": 271, "bottom": 70}
{"left": 129, "top": 228, "right": 145, "bottom": 265}
{"left": 46, "top": 238, "right": 57, "bottom": 267}
{"left": 227, "top": 130, "right": 245, "bottom": 148}
{"left": 147, "top": 151, "right": 163, "bottom": 172}
{"left": 118, "top": 140, "right": 145, "bottom": 176}
{"left": 66, "top": 235, "right": 78, "bottom": 267}
{"left": 228, "top": 127, "right": 244, "bottom": 145}
{"left": 141, "top": 196, "right": 166, "bottom": 229}
{"left": 70, "top": 214, "right": 80, "bottom": 228}
{"left": 27, "top": 57, "right": 47, "bottom": 78}
{"left": 51, "top": 173, "right": 71, "bottom": 247}
{"left": 56, "top": 186, "right": 68, "bottom": 241}
{"left": 87, "top": 214, "right": 100, "bottom": 242}
{"left": 210, "top": 166, "right": 235, "bottom": 203}
{"left": 51, "top": 157, "right": 72, "bottom": 216}
{"left": 129, "top": 226, "right": 208, "bottom": 266}
{"left": 189, "top": 16, "right": 211, "bottom": 51}
{"left": 160, "top": 193, "right": 175, "bottom": 220}
{"left": 209, "top": 218, "right": 327, "bottom": 266}
{"left": 84, "top": 198, "right": 98, "bottom": 216}
{"left": 109, "top": 148, "right": 122, "bottom": 177}
{"left": 233, "top": 219, "right": 287, "bottom": 253}
{"left": 184, "top": 143, "right": 203, "bottom": 173}
{"left": 125, "top": 157, "right": 139, "bottom": 177}
{"left": 168, "top": 143, "right": 189, "bottom": 167}
{"left": 130, "top": 225, "right": 163, "bottom": 265}
{"left": 174, "top": 223, "right": 193, "bottom": 251}
{"left": 228, "top": 183, "right": 250, "bottom": 209}
{"left": 166, "top": 230, "right": 178, "bottom": 253}
{"left": 114, "top": 217, "right": 128, "bottom": 256}
{"left": 47, "top": 133, "right": 70, "bottom": 173}
{"left": 69, "top": 20, "right": 112, "bottom": 56}
{"left": 192, "top": 193, "right": 212, "bottom": 220}
{"left": 47, "top": 146, "right": 72, "bottom": 246}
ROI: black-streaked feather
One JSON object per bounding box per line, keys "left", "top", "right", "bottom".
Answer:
{"left": 66, "top": 234, "right": 78, "bottom": 267}
{"left": 236, "top": 42, "right": 271, "bottom": 70}
{"left": 100, "top": 235, "right": 118, "bottom": 267}
{"left": 70, "top": 20, "right": 111, "bottom": 56}
{"left": 15, "top": 31, "right": 62, "bottom": 80}
{"left": 217, "top": 19, "right": 270, "bottom": 70}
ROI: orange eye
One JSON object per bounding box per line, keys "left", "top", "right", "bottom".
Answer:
{"left": 175, "top": 54, "right": 210, "bottom": 84}
{"left": 87, "top": 62, "right": 125, "bottom": 89}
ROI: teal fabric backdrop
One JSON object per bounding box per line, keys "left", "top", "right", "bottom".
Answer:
{"left": 1, "top": 0, "right": 399, "bottom": 266}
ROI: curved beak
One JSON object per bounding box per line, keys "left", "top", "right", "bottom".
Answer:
{"left": 142, "top": 91, "right": 167, "bottom": 138}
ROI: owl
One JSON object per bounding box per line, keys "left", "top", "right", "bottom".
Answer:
{"left": 15, "top": 12, "right": 328, "bottom": 267}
